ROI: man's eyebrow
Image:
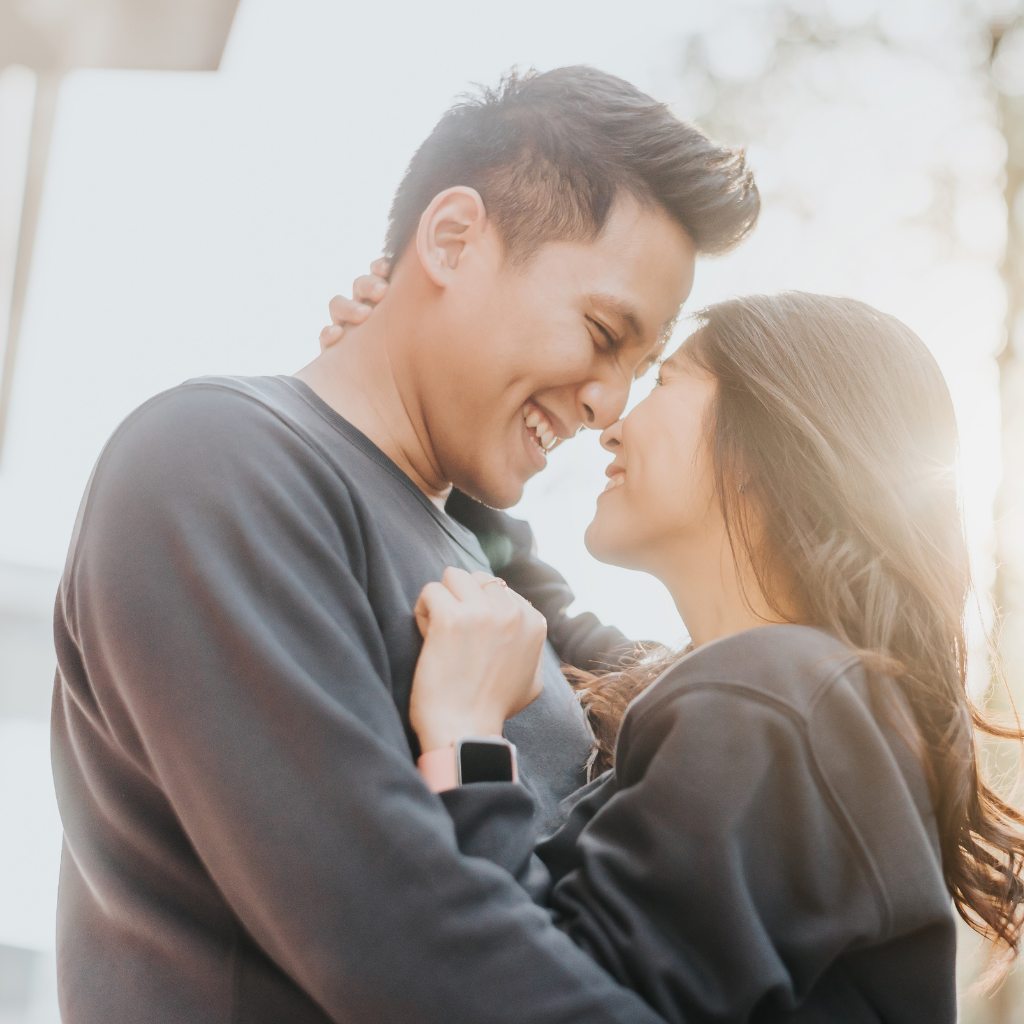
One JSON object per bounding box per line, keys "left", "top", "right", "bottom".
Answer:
{"left": 586, "top": 293, "right": 646, "bottom": 340}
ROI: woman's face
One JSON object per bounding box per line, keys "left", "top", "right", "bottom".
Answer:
{"left": 584, "top": 346, "right": 722, "bottom": 572}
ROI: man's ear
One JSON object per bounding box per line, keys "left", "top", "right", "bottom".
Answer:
{"left": 415, "top": 187, "right": 489, "bottom": 287}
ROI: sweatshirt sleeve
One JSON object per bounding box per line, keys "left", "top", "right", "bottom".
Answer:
{"left": 541, "top": 689, "right": 887, "bottom": 1023}
{"left": 438, "top": 783, "right": 553, "bottom": 902}
{"left": 61, "top": 385, "right": 666, "bottom": 1024}
{"left": 445, "top": 488, "right": 637, "bottom": 670}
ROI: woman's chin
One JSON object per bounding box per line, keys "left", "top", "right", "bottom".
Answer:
{"left": 584, "top": 515, "right": 630, "bottom": 568}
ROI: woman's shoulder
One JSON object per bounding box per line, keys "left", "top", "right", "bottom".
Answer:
{"left": 615, "top": 625, "right": 949, "bottom": 937}
{"left": 616, "top": 625, "right": 868, "bottom": 792}
{"left": 628, "top": 624, "right": 862, "bottom": 727}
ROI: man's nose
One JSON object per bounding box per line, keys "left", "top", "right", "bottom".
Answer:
{"left": 576, "top": 374, "right": 631, "bottom": 431}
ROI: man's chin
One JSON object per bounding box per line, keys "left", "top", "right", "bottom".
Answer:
{"left": 451, "top": 471, "right": 527, "bottom": 512}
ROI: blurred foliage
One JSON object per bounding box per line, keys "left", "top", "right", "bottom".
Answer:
{"left": 673, "top": 2, "right": 1024, "bottom": 1018}
{"left": 675, "top": 1, "right": 990, "bottom": 253}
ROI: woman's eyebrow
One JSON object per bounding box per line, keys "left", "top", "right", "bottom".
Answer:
{"left": 658, "top": 346, "right": 688, "bottom": 373}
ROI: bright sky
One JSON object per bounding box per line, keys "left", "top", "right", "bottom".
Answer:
{"left": 0, "top": 0, "right": 726, "bottom": 629}
{"left": 0, "top": 0, "right": 1008, "bottom": 950}
{"left": 0, "top": 0, "right": 1004, "bottom": 646}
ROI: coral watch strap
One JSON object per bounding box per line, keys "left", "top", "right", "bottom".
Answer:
{"left": 417, "top": 745, "right": 458, "bottom": 793}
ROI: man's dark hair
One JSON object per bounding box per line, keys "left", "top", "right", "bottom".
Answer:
{"left": 384, "top": 65, "right": 760, "bottom": 265}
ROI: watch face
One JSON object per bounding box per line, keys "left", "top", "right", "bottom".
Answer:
{"left": 458, "top": 740, "right": 515, "bottom": 785}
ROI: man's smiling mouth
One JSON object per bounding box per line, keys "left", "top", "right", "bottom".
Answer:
{"left": 522, "top": 400, "right": 563, "bottom": 454}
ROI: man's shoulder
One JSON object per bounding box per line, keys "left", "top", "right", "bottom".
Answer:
{"left": 78, "top": 375, "right": 359, "bottom": 530}
{"left": 125, "top": 374, "right": 303, "bottom": 438}
{"left": 64, "top": 376, "right": 378, "bottom": 596}
{"left": 176, "top": 373, "right": 307, "bottom": 414}
{"left": 102, "top": 375, "right": 336, "bottom": 474}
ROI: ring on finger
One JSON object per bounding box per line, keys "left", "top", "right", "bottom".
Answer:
{"left": 482, "top": 577, "right": 508, "bottom": 589}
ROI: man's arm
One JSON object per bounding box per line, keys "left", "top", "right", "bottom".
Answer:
{"left": 63, "top": 384, "right": 665, "bottom": 1024}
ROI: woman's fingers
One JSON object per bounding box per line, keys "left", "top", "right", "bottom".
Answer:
{"left": 352, "top": 273, "right": 389, "bottom": 305}
{"left": 328, "top": 293, "right": 374, "bottom": 327}
{"left": 319, "top": 296, "right": 373, "bottom": 352}
{"left": 442, "top": 568, "right": 542, "bottom": 628}
{"left": 413, "top": 580, "right": 459, "bottom": 638}
{"left": 440, "top": 565, "right": 495, "bottom": 607}
{"left": 318, "top": 323, "right": 344, "bottom": 352}
{"left": 409, "top": 566, "right": 547, "bottom": 750}
{"left": 317, "top": 260, "right": 392, "bottom": 353}
{"left": 468, "top": 570, "right": 513, "bottom": 600}
{"left": 444, "top": 569, "right": 528, "bottom": 629}
{"left": 450, "top": 567, "right": 548, "bottom": 706}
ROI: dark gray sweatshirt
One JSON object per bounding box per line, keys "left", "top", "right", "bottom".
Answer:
{"left": 440, "top": 625, "right": 958, "bottom": 1023}
{"left": 51, "top": 375, "right": 658, "bottom": 1024}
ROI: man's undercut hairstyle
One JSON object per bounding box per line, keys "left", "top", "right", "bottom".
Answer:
{"left": 384, "top": 66, "right": 760, "bottom": 265}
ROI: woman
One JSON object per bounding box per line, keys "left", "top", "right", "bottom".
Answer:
{"left": 398, "top": 290, "right": 1024, "bottom": 1022}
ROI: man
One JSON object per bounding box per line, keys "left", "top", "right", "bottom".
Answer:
{"left": 52, "top": 67, "right": 757, "bottom": 1023}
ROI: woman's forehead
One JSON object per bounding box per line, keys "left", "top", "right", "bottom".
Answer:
{"left": 660, "top": 340, "right": 694, "bottom": 373}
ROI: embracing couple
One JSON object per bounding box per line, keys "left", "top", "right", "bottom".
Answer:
{"left": 51, "top": 66, "right": 1023, "bottom": 1023}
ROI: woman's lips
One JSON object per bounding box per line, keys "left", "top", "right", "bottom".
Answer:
{"left": 602, "top": 472, "right": 626, "bottom": 492}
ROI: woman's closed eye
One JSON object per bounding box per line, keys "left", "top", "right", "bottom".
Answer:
{"left": 633, "top": 351, "right": 663, "bottom": 380}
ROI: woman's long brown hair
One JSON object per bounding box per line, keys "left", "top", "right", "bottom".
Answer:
{"left": 572, "top": 292, "right": 1024, "bottom": 964}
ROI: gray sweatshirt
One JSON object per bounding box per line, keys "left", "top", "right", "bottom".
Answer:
{"left": 440, "top": 625, "right": 958, "bottom": 1023}
{"left": 51, "top": 375, "right": 657, "bottom": 1024}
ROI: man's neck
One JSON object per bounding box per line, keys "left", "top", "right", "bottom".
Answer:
{"left": 294, "top": 296, "right": 452, "bottom": 511}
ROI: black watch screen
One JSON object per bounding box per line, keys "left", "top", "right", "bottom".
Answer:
{"left": 457, "top": 739, "right": 515, "bottom": 784}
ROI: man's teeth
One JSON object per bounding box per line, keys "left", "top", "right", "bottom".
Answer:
{"left": 524, "top": 407, "right": 557, "bottom": 452}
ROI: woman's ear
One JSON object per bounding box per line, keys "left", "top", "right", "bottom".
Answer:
{"left": 415, "top": 187, "right": 489, "bottom": 288}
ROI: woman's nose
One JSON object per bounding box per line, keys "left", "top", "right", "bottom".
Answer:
{"left": 599, "top": 420, "right": 623, "bottom": 451}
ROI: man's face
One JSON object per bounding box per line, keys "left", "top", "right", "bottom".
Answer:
{"left": 413, "top": 196, "right": 697, "bottom": 508}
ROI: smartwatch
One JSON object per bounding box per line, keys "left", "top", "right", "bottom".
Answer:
{"left": 457, "top": 736, "right": 518, "bottom": 785}
{"left": 417, "top": 736, "right": 518, "bottom": 793}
